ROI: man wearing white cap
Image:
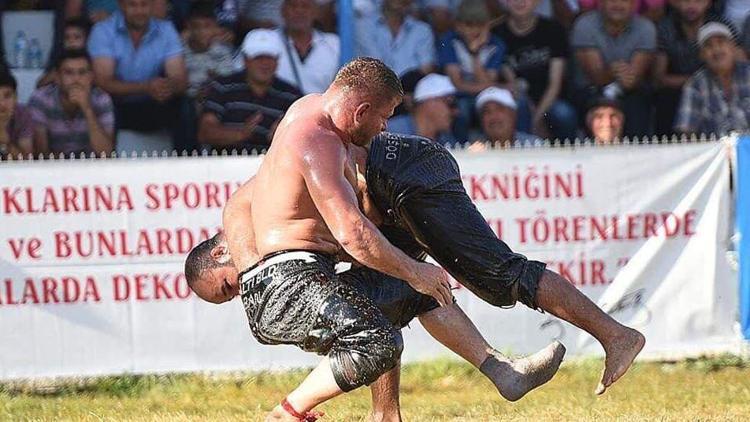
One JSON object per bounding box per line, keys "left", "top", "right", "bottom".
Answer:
{"left": 675, "top": 22, "right": 750, "bottom": 135}
{"left": 197, "top": 29, "right": 301, "bottom": 152}
{"left": 388, "top": 73, "right": 459, "bottom": 145}
{"left": 471, "top": 86, "right": 540, "bottom": 148}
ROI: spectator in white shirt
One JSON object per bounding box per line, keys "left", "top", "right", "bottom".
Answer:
{"left": 275, "top": 0, "right": 340, "bottom": 94}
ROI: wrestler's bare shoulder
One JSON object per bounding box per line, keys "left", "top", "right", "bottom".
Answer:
{"left": 270, "top": 94, "right": 346, "bottom": 157}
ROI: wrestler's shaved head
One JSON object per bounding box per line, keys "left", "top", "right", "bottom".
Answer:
{"left": 185, "top": 233, "right": 238, "bottom": 303}
{"left": 332, "top": 57, "right": 404, "bottom": 104}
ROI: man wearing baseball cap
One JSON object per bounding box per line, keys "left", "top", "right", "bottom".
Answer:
{"left": 388, "top": 73, "right": 459, "bottom": 146}
{"left": 675, "top": 22, "right": 750, "bottom": 135}
{"left": 197, "top": 29, "right": 301, "bottom": 152}
{"left": 470, "top": 86, "right": 540, "bottom": 149}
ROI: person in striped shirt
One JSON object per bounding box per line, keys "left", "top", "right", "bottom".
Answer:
{"left": 28, "top": 49, "right": 114, "bottom": 156}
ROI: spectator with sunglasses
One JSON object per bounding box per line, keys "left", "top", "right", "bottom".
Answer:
{"left": 387, "top": 73, "right": 459, "bottom": 146}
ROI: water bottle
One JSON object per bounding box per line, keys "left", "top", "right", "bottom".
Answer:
{"left": 12, "top": 31, "right": 28, "bottom": 68}
{"left": 28, "top": 38, "right": 42, "bottom": 69}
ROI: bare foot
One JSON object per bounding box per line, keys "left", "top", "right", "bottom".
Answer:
{"left": 595, "top": 327, "right": 646, "bottom": 395}
{"left": 480, "top": 341, "right": 567, "bottom": 402}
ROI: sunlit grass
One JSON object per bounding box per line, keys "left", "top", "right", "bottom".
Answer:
{"left": 2, "top": 356, "right": 749, "bottom": 421}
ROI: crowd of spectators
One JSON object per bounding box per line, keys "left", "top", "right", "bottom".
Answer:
{"left": 0, "top": 0, "right": 750, "bottom": 159}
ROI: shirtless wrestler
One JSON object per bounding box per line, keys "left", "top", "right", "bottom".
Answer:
{"left": 186, "top": 57, "right": 563, "bottom": 421}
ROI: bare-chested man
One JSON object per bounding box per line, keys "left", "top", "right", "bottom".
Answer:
{"left": 184, "top": 57, "right": 481, "bottom": 421}
{"left": 186, "top": 176, "right": 566, "bottom": 420}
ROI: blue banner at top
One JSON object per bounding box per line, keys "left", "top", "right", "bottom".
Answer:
{"left": 737, "top": 136, "right": 750, "bottom": 340}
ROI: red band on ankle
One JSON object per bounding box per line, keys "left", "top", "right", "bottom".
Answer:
{"left": 281, "top": 398, "right": 323, "bottom": 421}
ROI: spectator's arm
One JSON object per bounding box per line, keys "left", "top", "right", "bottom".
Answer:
{"left": 92, "top": 57, "right": 151, "bottom": 96}
{"left": 162, "top": 23, "right": 188, "bottom": 95}
{"left": 473, "top": 57, "right": 499, "bottom": 86}
{"left": 575, "top": 48, "right": 614, "bottom": 87}
{"left": 83, "top": 107, "right": 113, "bottom": 155}
{"left": 534, "top": 57, "right": 566, "bottom": 120}
{"left": 654, "top": 52, "right": 688, "bottom": 89}
{"left": 32, "top": 128, "right": 50, "bottom": 155}
{"left": 621, "top": 19, "right": 656, "bottom": 90}
{"left": 197, "top": 112, "right": 256, "bottom": 146}
{"left": 164, "top": 55, "right": 189, "bottom": 95}
{"left": 445, "top": 64, "right": 495, "bottom": 94}
{"left": 621, "top": 51, "right": 654, "bottom": 91}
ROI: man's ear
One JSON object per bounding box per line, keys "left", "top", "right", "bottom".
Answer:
{"left": 354, "top": 102, "right": 371, "bottom": 125}
{"left": 210, "top": 244, "right": 232, "bottom": 264}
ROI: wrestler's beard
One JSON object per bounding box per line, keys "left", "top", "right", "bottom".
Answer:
{"left": 350, "top": 124, "right": 379, "bottom": 147}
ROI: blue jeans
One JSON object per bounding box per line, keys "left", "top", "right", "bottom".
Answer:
{"left": 517, "top": 98, "right": 579, "bottom": 140}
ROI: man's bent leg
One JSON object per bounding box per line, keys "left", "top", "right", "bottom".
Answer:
{"left": 267, "top": 357, "right": 341, "bottom": 421}
{"left": 244, "top": 254, "right": 402, "bottom": 419}
{"left": 535, "top": 270, "right": 645, "bottom": 394}
{"left": 419, "top": 303, "right": 565, "bottom": 401}
{"left": 345, "top": 268, "right": 565, "bottom": 402}
{"left": 397, "top": 187, "right": 644, "bottom": 394}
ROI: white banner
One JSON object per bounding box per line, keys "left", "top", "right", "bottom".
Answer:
{"left": 0, "top": 141, "right": 738, "bottom": 380}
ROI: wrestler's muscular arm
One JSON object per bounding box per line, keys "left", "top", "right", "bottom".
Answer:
{"left": 300, "top": 132, "right": 453, "bottom": 306}
{"left": 222, "top": 178, "right": 259, "bottom": 271}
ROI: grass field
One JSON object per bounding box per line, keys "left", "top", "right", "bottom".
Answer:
{"left": 2, "top": 356, "right": 750, "bottom": 421}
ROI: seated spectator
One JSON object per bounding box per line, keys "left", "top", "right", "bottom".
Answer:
{"left": 275, "top": 0, "right": 340, "bottom": 94}
{"left": 439, "top": 0, "right": 505, "bottom": 96}
{"left": 0, "top": 72, "right": 33, "bottom": 159}
{"left": 585, "top": 97, "right": 625, "bottom": 144}
{"left": 356, "top": 0, "right": 436, "bottom": 77}
{"left": 570, "top": 0, "right": 657, "bottom": 137}
{"left": 88, "top": 0, "right": 188, "bottom": 154}
{"left": 184, "top": 3, "right": 235, "bottom": 99}
{"left": 470, "top": 86, "right": 540, "bottom": 148}
{"left": 654, "top": 0, "right": 737, "bottom": 136}
{"left": 495, "top": 0, "right": 577, "bottom": 140}
{"left": 38, "top": 17, "right": 92, "bottom": 87}
{"left": 439, "top": 0, "right": 507, "bottom": 140}
{"left": 197, "top": 29, "right": 301, "bottom": 152}
{"left": 675, "top": 22, "right": 750, "bottom": 135}
{"left": 388, "top": 73, "right": 458, "bottom": 145}
{"left": 579, "top": 0, "right": 666, "bottom": 22}
{"left": 28, "top": 50, "right": 114, "bottom": 156}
